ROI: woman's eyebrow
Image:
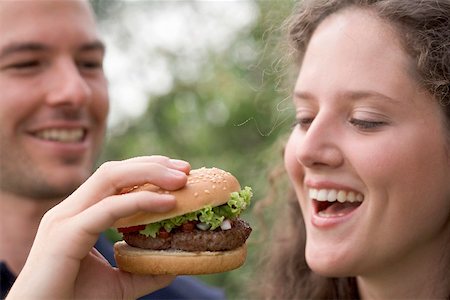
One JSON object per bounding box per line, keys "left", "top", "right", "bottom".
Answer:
{"left": 342, "top": 90, "right": 397, "bottom": 102}
{"left": 293, "top": 90, "right": 315, "bottom": 100}
{"left": 293, "top": 89, "right": 400, "bottom": 104}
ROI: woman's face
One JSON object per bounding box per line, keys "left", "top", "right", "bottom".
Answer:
{"left": 284, "top": 8, "right": 450, "bottom": 277}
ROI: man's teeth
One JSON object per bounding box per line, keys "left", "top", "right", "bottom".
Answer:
{"left": 34, "top": 129, "right": 84, "bottom": 143}
{"left": 309, "top": 188, "right": 364, "bottom": 203}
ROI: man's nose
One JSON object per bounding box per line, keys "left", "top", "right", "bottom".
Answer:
{"left": 45, "top": 59, "right": 92, "bottom": 107}
{"left": 295, "top": 113, "right": 344, "bottom": 169}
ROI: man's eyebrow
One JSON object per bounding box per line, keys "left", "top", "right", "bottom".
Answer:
{"left": 0, "top": 40, "right": 106, "bottom": 59}
{"left": 79, "top": 40, "right": 106, "bottom": 54}
{"left": 0, "top": 42, "right": 48, "bottom": 59}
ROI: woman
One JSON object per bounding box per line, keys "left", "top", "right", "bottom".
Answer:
{"left": 258, "top": 0, "right": 450, "bottom": 299}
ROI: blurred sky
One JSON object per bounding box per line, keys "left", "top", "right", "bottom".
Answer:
{"left": 96, "top": 1, "right": 258, "bottom": 128}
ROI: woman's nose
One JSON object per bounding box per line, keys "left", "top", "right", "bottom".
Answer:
{"left": 295, "top": 113, "right": 344, "bottom": 169}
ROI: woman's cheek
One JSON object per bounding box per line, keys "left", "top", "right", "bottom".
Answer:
{"left": 285, "top": 133, "right": 307, "bottom": 196}
{"left": 284, "top": 133, "right": 304, "bottom": 181}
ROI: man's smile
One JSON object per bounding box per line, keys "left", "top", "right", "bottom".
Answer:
{"left": 32, "top": 128, "right": 86, "bottom": 143}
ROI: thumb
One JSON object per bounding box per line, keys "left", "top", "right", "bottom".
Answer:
{"left": 118, "top": 271, "right": 175, "bottom": 299}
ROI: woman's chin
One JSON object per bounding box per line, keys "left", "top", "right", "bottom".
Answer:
{"left": 305, "top": 244, "right": 357, "bottom": 277}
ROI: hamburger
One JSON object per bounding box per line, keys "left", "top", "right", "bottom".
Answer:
{"left": 112, "top": 167, "right": 253, "bottom": 275}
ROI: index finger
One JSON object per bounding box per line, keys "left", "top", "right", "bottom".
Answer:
{"left": 64, "top": 157, "right": 188, "bottom": 214}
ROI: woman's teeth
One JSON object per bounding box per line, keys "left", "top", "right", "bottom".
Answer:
{"left": 34, "top": 128, "right": 85, "bottom": 143}
{"left": 309, "top": 188, "right": 364, "bottom": 203}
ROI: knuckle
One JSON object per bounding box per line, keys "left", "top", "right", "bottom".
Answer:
{"left": 94, "top": 161, "right": 119, "bottom": 182}
{"left": 40, "top": 207, "right": 64, "bottom": 229}
{"left": 150, "top": 155, "right": 170, "bottom": 164}
{"left": 96, "top": 160, "right": 118, "bottom": 173}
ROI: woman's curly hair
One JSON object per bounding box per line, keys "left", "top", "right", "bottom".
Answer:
{"left": 289, "top": 0, "right": 450, "bottom": 123}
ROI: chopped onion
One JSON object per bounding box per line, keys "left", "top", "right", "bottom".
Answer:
{"left": 220, "top": 219, "right": 232, "bottom": 231}
{"left": 196, "top": 222, "right": 211, "bottom": 231}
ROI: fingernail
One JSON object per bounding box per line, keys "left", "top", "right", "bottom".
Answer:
{"left": 158, "top": 194, "right": 176, "bottom": 202}
{"left": 153, "top": 195, "right": 176, "bottom": 212}
{"left": 169, "top": 159, "right": 189, "bottom": 168}
{"left": 168, "top": 168, "right": 186, "bottom": 177}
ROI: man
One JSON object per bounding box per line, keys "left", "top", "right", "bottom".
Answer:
{"left": 0, "top": 0, "right": 224, "bottom": 298}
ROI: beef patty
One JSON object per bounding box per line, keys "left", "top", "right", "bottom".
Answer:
{"left": 123, "top": 218, "right": 252, "bottom": 252}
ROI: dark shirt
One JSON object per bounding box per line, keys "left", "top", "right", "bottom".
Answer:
{"left": 1, "top": 234, "right": 225, "bottom": 300}
{"left": 0, "top": 263, "right": 14, "bottom": 300}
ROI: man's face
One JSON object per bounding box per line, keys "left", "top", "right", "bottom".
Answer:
{"left": 0, "top": 0, "right": 109, "bottom": 200}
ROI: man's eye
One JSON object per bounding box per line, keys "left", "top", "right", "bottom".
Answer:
{"left": 78, "top": 60, "right": 103, "bottom": 70}
{"left": 2, "top": 60, "right": 43, "bottom": 74}
{"left": 10, "top": 60, "right": 41, "bottom": 69}
{"left": 349, "top": 118, "right": 385, "bottom": 130}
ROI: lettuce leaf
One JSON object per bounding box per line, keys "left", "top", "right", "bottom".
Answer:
{"left": 139, "top": 186, "right": 253, "bottom": 238}
{"left": 139, "top": 223, "right": 161, "bottom": 238}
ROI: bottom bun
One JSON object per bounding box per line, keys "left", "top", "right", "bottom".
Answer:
{"left": 114, "top": 241, "right": 248, "bottom": 275}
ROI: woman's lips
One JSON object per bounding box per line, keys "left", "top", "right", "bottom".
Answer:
{"left": 308, "top": 188, "right": 364, "bottom": 227}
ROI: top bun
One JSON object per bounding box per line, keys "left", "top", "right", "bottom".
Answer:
{"left": 113, "top": 167, "right": 241, "bottom": 228}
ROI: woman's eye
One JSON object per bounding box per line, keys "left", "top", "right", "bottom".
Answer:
{"left": 292, "top": 117, "right": 314, "bottom": 130}
{"left": 349, "top": 118, "right": 385, "bottom": 130}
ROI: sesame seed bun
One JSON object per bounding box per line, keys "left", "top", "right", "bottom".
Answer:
{"left": 113, "top": 167, "right": 241, "bottom": 228}
{"left": 114, "top": 241, "right": 247, "bottom": 275}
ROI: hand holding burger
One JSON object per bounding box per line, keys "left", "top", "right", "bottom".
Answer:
{"left": 113, "top": 167, "right": 253, "bottom": 275}
{"left": 6, "top": 156, "right": 191, "bottom": 299}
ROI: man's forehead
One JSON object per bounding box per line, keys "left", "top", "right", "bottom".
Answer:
{"left": 0, "top": 0, "right": 101, "bottom": 52}
{"left": 0, "top": 0, "right": 91, "bottom": 8}
{"left": 0, "top": 0, "right": 94, "bottom": 23}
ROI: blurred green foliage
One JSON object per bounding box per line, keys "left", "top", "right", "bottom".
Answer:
{"left": 94, "top": 1, "right": 297, "bottom": 298}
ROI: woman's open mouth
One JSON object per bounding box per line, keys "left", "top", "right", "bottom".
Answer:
{"left": 309, "top": 188, "right": 364, "bottom": 226}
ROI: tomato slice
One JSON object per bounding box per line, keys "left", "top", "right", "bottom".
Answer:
{"left": 117, "top": 225, "right": 146, "bottom": 234}
{"left": 158, "top": 228, "right": 170, "bottom": 239}
{"left": 181, "top": 221, "right": 196, "bottom": 232}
